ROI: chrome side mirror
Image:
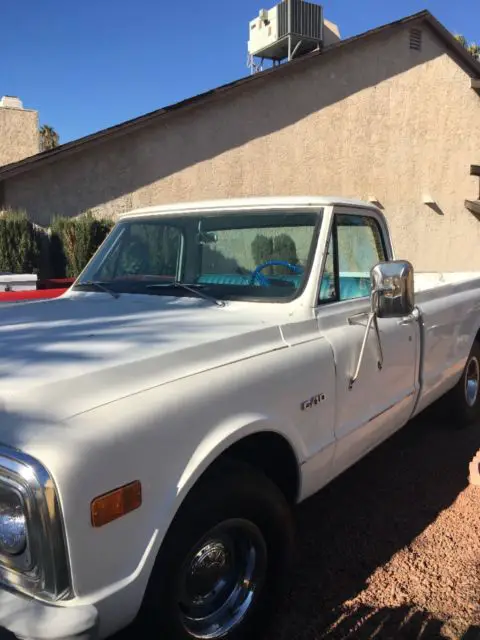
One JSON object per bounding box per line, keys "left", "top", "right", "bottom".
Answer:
{"left": 371, "top": 260, "right": 414, "bottom": 319}
{"left": 349, "top": 259, "right": 415, "bottom": 389}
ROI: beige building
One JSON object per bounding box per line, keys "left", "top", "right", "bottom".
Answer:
{"left": 0, "top": 10, "right": 479, "bottom": 270}
{"left": 0, "top": 96, "right": 39, "bottom": 168}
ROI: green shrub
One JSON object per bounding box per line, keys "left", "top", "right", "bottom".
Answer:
{"left": 50, "top": 212, "right": 115, "bottom": 278}
{"left": 0, "top": 210, "right": 41, "bottom": 273}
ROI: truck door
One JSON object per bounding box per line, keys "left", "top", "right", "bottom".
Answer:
{"left": 316, "top": 207, "right": 420, "bottom": 477}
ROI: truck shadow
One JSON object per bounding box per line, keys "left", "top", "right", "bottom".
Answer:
{"left": 266, "top": 410, "right": 479, "bottom": 639}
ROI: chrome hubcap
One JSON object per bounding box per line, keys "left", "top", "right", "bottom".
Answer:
{"left": 177, "top": 519, "right": 267, "bottom": 639}
{"left": 465, "top": 356, "right": 480, "bottom": 408}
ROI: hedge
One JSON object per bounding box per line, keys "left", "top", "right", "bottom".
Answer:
{"left": 0, "top": 210, "right": 115, "bottom": 279}
{"left": 0, "top": 210, "right": 41, "bottom": 273}
{"left": 49, "top": 213, "right": 115, "bottom": 278}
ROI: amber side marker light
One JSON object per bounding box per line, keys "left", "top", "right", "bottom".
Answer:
{"left": 91, "top": 480, "right": 142, "bottom": 528}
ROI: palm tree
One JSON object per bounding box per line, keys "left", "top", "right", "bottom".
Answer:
{"left": 454, "top": 34, "right": 480, "bottom": 60}
{"left": 39, "top": 125, "right": 60, "bottom": 151}
{"left": 469, "top": 43, "right": 480, "bottom": 60}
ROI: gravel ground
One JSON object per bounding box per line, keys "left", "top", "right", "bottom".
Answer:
{"left": 263, "top": 409, "right": 480, "bottom": 640}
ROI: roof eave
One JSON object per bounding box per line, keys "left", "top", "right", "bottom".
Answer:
{"left": 420, "top": 13, "right": 480, "bottom": 79}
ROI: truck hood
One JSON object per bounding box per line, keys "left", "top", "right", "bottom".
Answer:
{"left": 0, "top": 292, "right": 286, "bottom": 421}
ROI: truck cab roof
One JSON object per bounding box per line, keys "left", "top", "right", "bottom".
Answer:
{"left": 119, "top": 196, "right": 381, "bottom": 220}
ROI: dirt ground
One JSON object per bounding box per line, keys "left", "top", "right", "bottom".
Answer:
{"left": 264, "top": 410, "right": 480, "bottom": 640}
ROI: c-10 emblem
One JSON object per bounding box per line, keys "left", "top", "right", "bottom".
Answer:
{"left": 301, "top": 394, "right": 326, "bottom": 411}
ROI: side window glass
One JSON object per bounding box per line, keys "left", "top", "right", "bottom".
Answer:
{"left": 336, "top": 214, "right": 386, "bottom": 301}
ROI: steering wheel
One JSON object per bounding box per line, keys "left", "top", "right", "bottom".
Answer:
{"left": 250, "top": 260, "right": 304, "bottom": 286}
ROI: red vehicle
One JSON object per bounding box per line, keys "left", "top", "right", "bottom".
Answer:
{"left": 0, "top": 278, "right": 74, "bottom": 304}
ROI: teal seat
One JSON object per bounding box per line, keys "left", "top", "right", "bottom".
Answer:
{"left": 196, "top": 273, "right": 303, "bottom": 287}
{"left": 196, "top": 274, "right": 250, "bottom": 286}
{"left": 320, "top": 274, "right": 371, "bottom": 300}
{"left": 340, "top": 276, "right": 370, "bottom": 299}
{"left": 197, "top": 273, "right": 371, "bottom": 299}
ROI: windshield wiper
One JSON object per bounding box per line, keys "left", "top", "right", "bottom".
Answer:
{"left": 146, "top": 282, "right": 225, "bottom": 307}
{"left": 74, "top": 281, "right": 120, "bottom": 299}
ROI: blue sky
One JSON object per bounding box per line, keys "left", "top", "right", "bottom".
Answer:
{"left": 2, "top": 0, "right": 478, "bottom": 144}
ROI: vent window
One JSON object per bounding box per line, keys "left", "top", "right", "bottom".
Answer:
{"left": 409, "top": 28, "right": 422, "bottom": 51}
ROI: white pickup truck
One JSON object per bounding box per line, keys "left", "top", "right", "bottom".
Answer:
{"left": 0, "top": 196, "right": 479, "bottom": 640}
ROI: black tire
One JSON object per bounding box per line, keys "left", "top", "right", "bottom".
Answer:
{"left": 441, "top": 340, "right": 480, "bottom": 428}
{"left": 139, "top": 459, "right": 295, "bottom": 640}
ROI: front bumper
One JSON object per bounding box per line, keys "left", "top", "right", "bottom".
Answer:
{"left": 0, "top": 589, "right": 98, "bottom": 640}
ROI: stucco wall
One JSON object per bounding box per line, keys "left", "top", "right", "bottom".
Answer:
{"left": 3, "top": 23, "right": 480, "bottom": 270}
{"left": 0, "top": 107, "right": 39, "bottom": 167}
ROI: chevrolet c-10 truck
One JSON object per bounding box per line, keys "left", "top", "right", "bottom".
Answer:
{"left": 0, "top": 196, "right": 479, "bottom": 640}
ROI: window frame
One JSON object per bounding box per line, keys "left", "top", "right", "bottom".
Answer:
{"left": 318, "top": 210, "right": 389, "bottom": 306}
{"left": 75, "top": 209, "right": 324, "bottom": 304}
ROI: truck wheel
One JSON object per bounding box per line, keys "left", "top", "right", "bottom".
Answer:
{"left": 141, "top": 459, "right": 294, "bottom": 639}
{"left": 444, "top": 341, "right": 480, "bottom": 427}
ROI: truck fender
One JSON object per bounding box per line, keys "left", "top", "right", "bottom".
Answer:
{"left": 175, "top": 412, "right": 305, "bottom": 500}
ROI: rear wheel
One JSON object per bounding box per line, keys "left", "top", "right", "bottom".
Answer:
{"left": 441, "top": 340, "right": 480, "bottom": 427}
{"left": 140, "top": 459, "right": 294, "bottom": 639}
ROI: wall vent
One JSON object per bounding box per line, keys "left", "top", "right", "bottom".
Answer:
{"left": 409, "top": 28, "right": 422, "bottom": 51}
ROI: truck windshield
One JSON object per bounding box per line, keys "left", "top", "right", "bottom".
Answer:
{"left": 74, "top": 210, "right": 322, "bottom": 302}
